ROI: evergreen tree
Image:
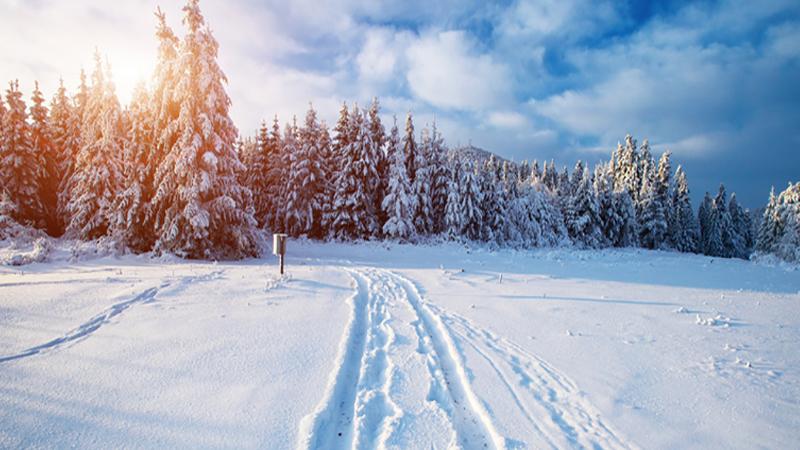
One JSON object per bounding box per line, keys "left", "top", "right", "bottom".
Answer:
{"left": 728, "top": 193, "right": 750, "bottom": 259}
{"left": 479, "top": 156, "right": 507, "bottom": 245}
{"left": 65, "top": 55, "right": 124, "bottom": 239}
{"left": 413, "top": 126, "right": 433, "bottom": 236}
{"left": 1, "top": 80, "right": 43, "bottom": 227}
{"left": 245, "top": 120, "right": 271, "bottom": 228}
{"left": 774, "top": 182, "right": 800, "bottom": 262}
{"left": 150, "top": 0, "right": 258, "bottom": 258}
{"left": 565, "top": 166, "right": 602, "bottom": 248}
{"left": 655, "top": 150, "right": 672, "bottom": 247}
{"left": 444, "top": 156, "right": 463, "bottom": 240}
{"left": 429, "top": 120, "right": 449, "bottom": 235}
{"left": 30, "top": 81, "right": 59, "bottom": 234}
{"left": 637, "top": 164, "right": 667, "bottom": 249}
{"left": 330, "top": 107, "right": 378, "bottom": 240}
{"left": 381, "top": 117, "right": 415, "bottom": 241}
{"left": 668, "top": 166, "right": 699, "bottom": 252}
{"left": 285, "top": 105, "right": 325, "bottom": 237}
{"left": 368, "top": 98, "right": 388, "bottom": 233}
{"left": 110, "top": 83, "right": 154, "bottom": 251}
{"left": 755, "top": 187, "right": 780, "bottom": 253}
{"left": 402, "top": 112, "right": 417, "bottom": 184}
{"left": 49, "top": 78, "right": 81, "bottom": 233}
{"left": 713, "top": 185, "right": 734, "bottom": 257}
{"left": 460, "top": 160, "right": 483, "bottom": 241}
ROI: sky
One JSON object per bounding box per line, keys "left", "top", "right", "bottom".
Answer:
{"left": 1, "top": 0, "right": 798, "bottom": 208}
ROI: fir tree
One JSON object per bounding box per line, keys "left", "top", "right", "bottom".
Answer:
{"left": 565, "top": 166, "right": 602, "bottom": 248}
{"left": 755, "top": 187, "right": 779, "bottom": 253}
{"left": 1, "top": 80, "right": 43, "bottom": 227}
{"left": 381, "top": 117, "right": 415, "bottom": 241}
{"left": 49, "top": 78, "right": 81, "bottom": 233}
{"left": 444, "top": 156, "right": 463, "bottom": 240}
{"left": 656, "top": 151, "right": 672, "bottom": 247}
{"left": 30, "top": 81, "right": 59, "bottom": 234}
{"left": 330, "top": 107, "right": 378, "bottom": 240}
{"left": 637, "top": 164, "right": 667, "bottom": 249}
{"left": 65, "top": 55, "right": 124, "bottom": 239}
{"left": 285, "top": 105, "right": 325, "bottom": 237}
{"left": 413, "top": 126, "right": 433, "bottom": 236}
{"left": 460, "top": 160, "right": 483, "bottom": 241}
{"left": 150, "top": 0, "right": 258, "bottom": 258}
{"left": 368, "top": 98, "right": 388, "bottom": 233}
{"left": 668, "top": 166, "right": 699, "bottom": 252}
{"left": 429, "top": 120, "right": 449, "bottom": 235}
{"left": 403, "top": 112, "right": 417, "bottom": 184}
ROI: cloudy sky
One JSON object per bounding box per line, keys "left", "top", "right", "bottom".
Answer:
{"left": 1, "top": 0, "right": 798, "bottom": 207}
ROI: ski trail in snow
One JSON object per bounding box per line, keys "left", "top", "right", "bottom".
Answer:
{"left": 297, "top": 269, "right": 370, "bottom": 450}
{"left": 299, "top": 267, "right": 501, "bottom": 449}
{"left": 429, "top": 304, "right": 636, "bottom": 450}
{"left": 0, "top": 269, "right": 226, "bottom": 364}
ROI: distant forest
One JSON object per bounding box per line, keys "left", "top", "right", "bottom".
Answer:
{"left": 0, "top": 0, "right": 797, "bottom": 263}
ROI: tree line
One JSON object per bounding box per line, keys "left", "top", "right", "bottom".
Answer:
{"left": 0, "top": 0, "right": 796, "bottom": 262}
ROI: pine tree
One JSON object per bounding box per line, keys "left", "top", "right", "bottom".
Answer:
{"left": 429, "top": 120, "right": 449, "bottom": 235}
{"left": 668, "top": 166, "right": 699, "bottom": 252}
{"left": 713, "top": 185, "right": 734, "bottom": 257}
{"left": 698, "top": 192, "right": 714, "bottom": 254}
{"left": 368, "top": 98, "right": 388, "bottom": 233}
{"left": 381, "top": 117, "right": 415, "bottom": 241}
{"left": 502, "top": 160, "right": 524, "bottom": 245}
{"left": 30, "top": 81, "right": 59, "bottom": 234}
{"left": 403, "top": 112, "right": 417, "bottom": 184}
{"left": 285, "top": 105, "right": 325, "bottom": 237}
{"left": 110, "top": 83, "right": 154, "bottom": 251}
{"left": 593, "top": 162, "right": 615, "bottom": 247}
{"left": 245, "top": 120, "right": 271, "bottom": 228}
{"left": 49, "top": 78, "right": 81, "bottom": 234}
{"left": 1, "top": 80, "right": 43, "bottom": 227}
{"left": 65, "top": 55, "right": 124, "bottom": 239}
{"left": 330, "top": 107, "right": 378, "bottom": 240}
{"left": 444, "top": 156, "right": 463, "bottom": 240}
{"left": 755, "top": 187, "right": 780, "bottom": 253}
{"left": 638, "top": 164, "right": 667, "bottom": 249}
{"left": 479, "top": 156, "right": 507, "bottom": 245}
{"left": 774, "top": 182, "right": 800, "bottom": 262}
{"left": 656, "top": 150, "right": 672, "bottom": 247}
{"left": 565, "top": 166, "right": 602, "bottom": 248}
{"left": 728, "top": 193, "right": 750, "bottom": 259}
{"left": 150, "top": 0, "right": 258, "bottom": 258}
{"left": 414, "top": 126, "right": 433, "bottom": 236}
{"left": 461, "top": 161, "right": 484, "bottom": 241}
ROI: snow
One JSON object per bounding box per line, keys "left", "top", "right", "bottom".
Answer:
{"left": 1, "top": 241, "right": 798, "bottom": 449}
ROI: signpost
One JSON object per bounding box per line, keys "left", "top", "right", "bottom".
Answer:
{"left": 273, "top": 233, "right": 288, "bottom": 275}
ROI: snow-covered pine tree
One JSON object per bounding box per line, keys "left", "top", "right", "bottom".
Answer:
{"left": 727, "top": 193, "right": 750, "bottom": 259}
{"left": 523, "top": 181, "right": 568, "bottom": 247}
{"left": 413, "top": 126, "right": 433, "bottom": 236}
{"left": 570, "top": 160, "right": 585, "bottom": 197}
{"left": 713, "top": 185, "right": 734, "bottom": 257}
{"left": 381, "top": 117, "right": 415, "bottom": 241}
{"left": 49, "top": 78, "right": 81, "bottom": 234}
{"left": 276, "top": 119, "right": 298, "bottom": 232}
{"left": 368, "top": 98, "right": 388, "bottom": 233}
{"left": 656, "top": 150, "right": 672, "bottom": 247}
{"left": 637, "top": 163, "right": 667, "bottom": 249}
{"left": 755, "top": 187, "right": 780, "bottom": 253}
{"left": 429, "top": 120, "right": 449, "bottom": 235}
{"left": 316, "top": 121, "right": 334, "bottom": 238}
{"left": 502, "top": 160, "right": 524, "bottom": 245}
{"left": 330, "top": 107, "right": 378, "bottom": 240}
{"left": 479, "top": 156, "right": 507, "bottom": 245}
{"left": 774, "top": 182, "right": 800, "bottom": 262}
{"left": 65, "top": 55, "right": 124, "bottom": 240}
{"left": 668, "top": 166, "right": 699, "bottom": 252}
{"left": 263, "top": 115, "right": 284, "bottom": 231}
{"left": 565, "top": 166, "right": 602, "bottom": 248}
{"left": 460, "top": 160, "right": 484, "bottom": 241}
{"left": 244, "top": 120, "right": 271, "bottom": 228}
{"left": 285, "top": 105, "right": 325, "bottom": 238}
{"left": 30, "top": 81, "right": 59, "bottom": 234}
{"left": 150, "top": 0, "right": 258, "bottom": 258}
{"left": 530, "top": 160, "right": 541, "bottom": 185}
{"left": 593, "top": 162, "right": 615, "bottom": 247}
{"left": 444, "top": 156, "right": 463, "bottom": 240}
{"left": 403, "top": 112, "right": 417, "bottom": 185}
{"left": 698, "top": 192, "right": 713, "bottom": 253}
{"left": 109, "top": 83, "right": 154, "bottom": 251}
{"left": 1, "top": 80, "right": 43, "bottom": 228}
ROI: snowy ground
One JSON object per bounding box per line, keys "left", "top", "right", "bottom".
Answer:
{"left": 1, "top": 241, "right": 798, "bottom": 449}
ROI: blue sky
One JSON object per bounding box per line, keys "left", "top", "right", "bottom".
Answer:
{"left": 1, "top": 0, "right": 798, "bottom": 207}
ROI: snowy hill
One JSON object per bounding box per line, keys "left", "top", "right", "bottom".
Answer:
{"left": 1, "top": 241, "right": 798, "bottom": 449}
{"left": 449, "top": 144, "right": 513, "bottom": 166}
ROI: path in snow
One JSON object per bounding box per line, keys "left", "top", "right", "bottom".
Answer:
{"left": 0, "top": 268, "right": 225, "bottom": 364}
{"left": 299, "top": 267, "right": 633, "bottom": 449}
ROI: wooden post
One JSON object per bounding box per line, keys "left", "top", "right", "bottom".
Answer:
{"left": 273, "top": 233, "right": 287, "bottom": 275}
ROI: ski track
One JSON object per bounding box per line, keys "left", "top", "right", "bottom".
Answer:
{"left": 300, "top": 267, "right": 502, "bottom": 450}
{"left": 427, "top": 303, "right": 636, "bottom": 450}
{"left": 0, "top": 268, "right": 225, "bottom": 364}
{"left": 301, "top": 266, "right": 635, "bottom": 450}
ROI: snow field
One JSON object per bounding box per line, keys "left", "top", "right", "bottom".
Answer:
{"left": 1, "top": 241, "right": 799, "bottom": 449}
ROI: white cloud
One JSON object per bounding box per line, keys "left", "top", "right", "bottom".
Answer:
{"left": 487, "top": 110, "right": 529, "bottom": 129}
{"left": 405, "top": 30, "right": 512, "bottom": 110}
